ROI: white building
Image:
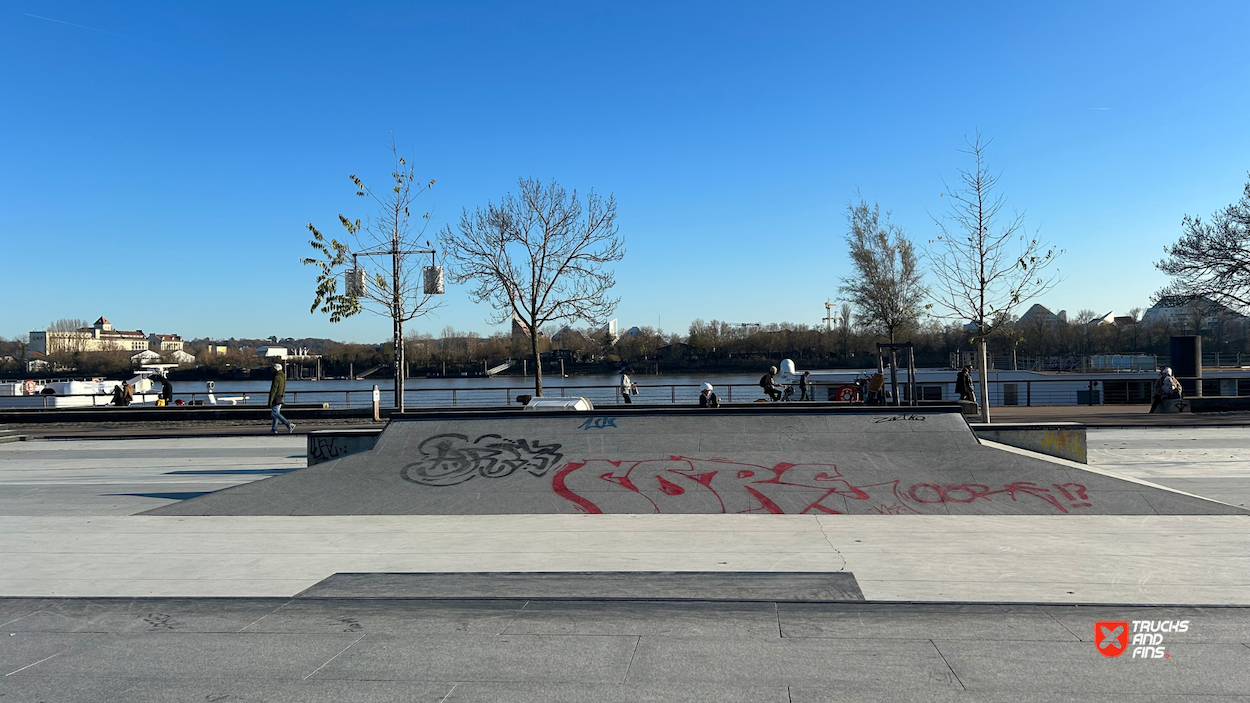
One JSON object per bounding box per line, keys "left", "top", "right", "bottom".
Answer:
{"left": 1141, "top": 296, "right": 1248, "bottom": 333}
{"left": 30, "top": 317, "right": 183, "bottom": 355}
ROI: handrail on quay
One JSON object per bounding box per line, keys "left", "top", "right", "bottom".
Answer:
{"left": 61, "top": 376, "right": 1209, "bottom": 409}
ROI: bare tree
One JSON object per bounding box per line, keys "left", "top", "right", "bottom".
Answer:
{"left": 926, "top": 133, "right": 1062, "bottom": 422}
{"left": 1156, "top": 173, "right": 1250, "bottom": 310}
{"left": 839, "top": 195, "right": 928, "bottom": 345}
{"left": 302, "top": 136, "right": 442, "bottom": 410}
{"left": 439, "top": 178, "right": 624, "bottom": 397}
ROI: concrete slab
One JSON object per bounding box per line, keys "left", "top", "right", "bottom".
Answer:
{"left": 294, "top": 571, "right": 865, "bottom": 601}
{"left": 4, "top": 514, "right": 1248, "bottom": 603}
{"left": 144, "top": 409, "right": 1246, "bottom": 517}
{"left": 308, "top": 632, "right": 638, "bottom": 683}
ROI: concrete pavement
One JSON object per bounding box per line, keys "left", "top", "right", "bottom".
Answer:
{"left": 1, "top": 424, "right": 1248, "bottom": 604}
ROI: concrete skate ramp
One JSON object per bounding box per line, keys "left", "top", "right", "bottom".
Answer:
{"left": 146, "top": 406, "right": 1246, "bottom": 516}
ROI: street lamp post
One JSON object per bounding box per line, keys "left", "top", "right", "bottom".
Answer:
{"left": 349, "top": 247, "right": 441, "bottom": 412}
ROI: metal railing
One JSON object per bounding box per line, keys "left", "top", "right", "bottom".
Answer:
{"left": 141, "top": 376, "right": 1222, "bottom": 409}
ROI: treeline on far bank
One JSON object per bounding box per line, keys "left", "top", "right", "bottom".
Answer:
{"left": 3, "top": 311, "right": 1244, "bottom": 381}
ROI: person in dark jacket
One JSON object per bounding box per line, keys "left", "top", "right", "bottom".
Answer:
{"left": 150, "top": 375, "right": 174, "bottom": 405}
{"left": 269, "top": 362, "right": 294, "bottom": 433}
{"left": 759, "top": 366, "right": 783, "bottom": 401}
{"left": 798, "top": 371, "right": 812, "bottom": 401}
{"left": 956, "top": 365, "right": 976, "bottom": 402}
{"left": 698, "top": 382, "right": 721, "bottom": 408}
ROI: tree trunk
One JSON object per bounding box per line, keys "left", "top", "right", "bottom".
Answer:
{"left": 395, "top": 317, "right": 405, "bottom": 412}
{"left": 978, "top": 338, "right": 991, "bottom": 423}
{"left": 888, "top": 330, "right": 899, "bottom": 406}
{"left": 530, "top": 324, "right": 543, "bottom": 397}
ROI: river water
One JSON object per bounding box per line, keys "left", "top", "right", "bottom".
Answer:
{"left": 180, "top": 371, "right": 783, "bottom": 409}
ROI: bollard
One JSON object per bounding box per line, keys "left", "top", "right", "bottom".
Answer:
{"left": 372, "top": 384, "right": 381, "bottom": 422}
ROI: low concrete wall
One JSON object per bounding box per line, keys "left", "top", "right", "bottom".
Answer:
{"left": 0, "top": 406, "right": 376, "bottom": 424}
{"left": 970, "top": 422, "right": 1087, "bottom": 463}
{"left": 1188, "top": 397, "right": 1250, "bottom": 413}
{"left": 307, "top": 428, "right": 384, "bottom": 466}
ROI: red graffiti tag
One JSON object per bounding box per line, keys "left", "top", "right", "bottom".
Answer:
{"left": 551, "top": 456, "right": 1093, "bottom": 515}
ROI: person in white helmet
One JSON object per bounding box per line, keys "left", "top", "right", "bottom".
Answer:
{"left": 1150, "top": 366, "right": 1183, "bottom": 412}
{"left": 698, "top": 382, "right": 721, "bottom": 408}
{"left": 759, "top": 365, "right": 783, "bottom": 401}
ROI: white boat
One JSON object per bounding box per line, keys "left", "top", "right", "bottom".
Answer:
{"left": 776, "top": 359, "right": 1250, "bottom": 406}
{"left": 0, "top": 366, "right": 171, "bottom": 409}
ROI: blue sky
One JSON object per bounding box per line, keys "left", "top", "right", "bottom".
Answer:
{"left": 3, "top": 1, "right": 1248, "bottom": 343}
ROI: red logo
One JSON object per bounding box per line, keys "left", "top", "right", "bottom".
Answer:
{"left": 1096, "top": 621, "right": 1129, "bottom": 658}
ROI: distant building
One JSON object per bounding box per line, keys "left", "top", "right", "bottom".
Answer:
{"left": 31, "top": 317, "right": 151, "bottom": 354}
{"left": 1084, "top": 311, "right": 1117, "bottom": 327}
{"left": 1014, "top": 304, "right": 1068, "bottom": 328}
{"left": 29, "top": 317, "right": 186, "bottom": 355}
{"left": 550, "top": 327, "right": 586, "bottom": 348}
{"left": 1142, "top": 296, "right": 1248, "bottom": 332}
{"left": 204, "top": 344, "right": 229, "bottom": 356}
{"left": 511, "top": 314, "right": 532, "bottom": 342}
{"left": 601, "top": 318, "right": 620, "bottom": 344}
{"left": 148, "top": 333, "right": 184, "bottom": 352}
{"left": 256, "top": 346, "right": 289, "bottom": 359}
{"left": 131, "top": 349, "right": 161, "bottom": 366}
{"left": 166, "top": 349, "right": 196, "bottom": 365}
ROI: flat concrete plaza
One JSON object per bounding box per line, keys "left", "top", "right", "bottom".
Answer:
{"left": 3, "top": 596, "right": 1249, "bottom": 702}
{"left": 2, "top": 422, "right": 1249, "bottom": 700}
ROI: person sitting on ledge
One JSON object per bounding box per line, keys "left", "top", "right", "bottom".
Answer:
{"left": 698, "top": 382, "right": 721, "bottom": 408}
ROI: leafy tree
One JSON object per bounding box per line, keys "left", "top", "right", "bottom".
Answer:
{"left": 839, "top": 195, "right": 928, "bottom": 345}
{"left": 302, "top": 136, "right": 441, "bottom": 409}
{"left": 439, "top": 178, "right": 624, "bottom": 397}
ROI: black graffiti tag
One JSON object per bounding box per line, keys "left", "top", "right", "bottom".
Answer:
{"left": 874, "top": 414, "right": 926, "bottom": 423}
{"left": 400, "top": 433, "right": 564, "bottom": 487}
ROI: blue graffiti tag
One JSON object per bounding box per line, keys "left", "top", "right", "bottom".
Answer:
{"left": 578, "top": 417, "right": 618, "bottom": 430}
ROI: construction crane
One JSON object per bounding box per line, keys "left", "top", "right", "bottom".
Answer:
{"left": 824, "top": 300, "right": 836, "bottom": 332}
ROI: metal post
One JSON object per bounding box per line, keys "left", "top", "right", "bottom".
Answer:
{"left": 1027, "top": 381, "right": 1031, "bottom": 407}
{"left": 452, "top": 389, "right": 457, "bottom": 407}
{"left": 907, "top": 346, "right": 916, "bottom": 406}
{"left": 671, "top": 386, "right": 676, "bottom": 404}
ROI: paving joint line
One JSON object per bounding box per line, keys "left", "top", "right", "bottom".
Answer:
{"left": 1040, "top": 604, "right": 1083, "bottom": 641}
{"left": 302, "top": 632, "right": 366, "bottom": 680}
{"left": 4, "top": 633, "right": 106, "bottom": 677}
{"left": 236, "top": 598, "right": 295, "bottom": 632}
{"left": 621, "top": 635, "right": 640, "bottom": 684}
{"left": 496, "top": 599, "right": 529, "bottom": 636}
{"left": 930, "top": 638, "right": 966, "bottom": 691}
{"left": 437, "top": 682, "right": 460, "bottom": 703}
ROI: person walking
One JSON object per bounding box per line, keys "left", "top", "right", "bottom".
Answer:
{"left": 956, "top": 365, "right": 977, "bottom": 402}
{"left": 269, "top": 362, "right": 295, "bottom": 433}
{"left": 798, "top": 371, "right": 812, "bottom": 401}
{"left": 619, "top": 368, "right": 637, "bottom": 404}
{"left": 698, "top": 382, "right": 721, "bottom": 408}
{"left": 759, "top": 366, "right": 783, "bottom": 401}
